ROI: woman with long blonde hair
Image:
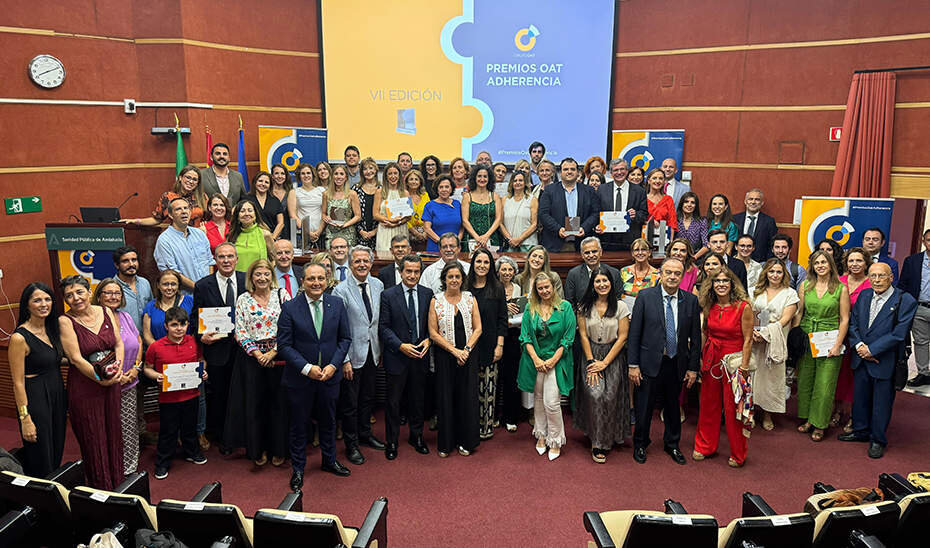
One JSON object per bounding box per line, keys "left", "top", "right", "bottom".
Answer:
{"left": 793, "top": 250, "right": 850, "bottom": 442}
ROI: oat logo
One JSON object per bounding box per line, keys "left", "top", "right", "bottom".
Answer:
{"left": 514, "top": 24, "right": 539, "bottom": 52}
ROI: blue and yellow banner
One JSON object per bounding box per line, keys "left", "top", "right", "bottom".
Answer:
{"left": 798, "top": 196, "right": 895, "bottom": 257}
{"left": 611, "top": 130, "right": 685, "bottom": 180}
{"left": 258, "top": 126, "right": 328, "bottom": 179}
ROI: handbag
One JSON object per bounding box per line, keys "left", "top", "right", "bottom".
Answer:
{"left": 78, "top": 531, "right": 124, "bottom": 548}
{"left": 87, "top": 349, "right": 120, "bottom": 381}
{"left": 722, "top": 351, "right": 756, "bottom": 376}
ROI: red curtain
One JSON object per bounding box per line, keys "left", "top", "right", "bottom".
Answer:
{"left": 830, "top": 72, "right": 896, "bottom": 197}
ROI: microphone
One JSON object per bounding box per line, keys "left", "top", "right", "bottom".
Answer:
{"left": 117, "top": 192, "right": 139, "bottom": 210}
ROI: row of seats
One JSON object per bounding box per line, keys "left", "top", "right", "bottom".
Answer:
{"left": 583, "top": 473, "right": 930, "bottom": 548}
{"left": 0, "top": 461, "right": 387, "bottom": 547}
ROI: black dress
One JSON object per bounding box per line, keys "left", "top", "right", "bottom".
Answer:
{"left": 435, "top": 311, "right": 479, "bottom": 454}
{"left": 470, "top": 285, "right": 508, "bottom": 438}
{"left": 247, "top": 194, "right": 283, "bottom": 236}
{"left": 354, "top": 184, "right": 377, "bottom": 249}
{"left": 15, "top": 327, "right": 67, "bottom": 478}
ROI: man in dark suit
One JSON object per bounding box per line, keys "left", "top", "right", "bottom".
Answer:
{"left": 732, "top": 188, "right": 777, "bottom": 262}
{"left": 705, "top": 229, "right": 748, "bottom": 290}
{"left": 273, "top": 239, "right": 303, "bottom": 299}
{"left": 862, "top": 227, "right": 899, "bottom": 285}
{"left": 278, "top": 263, "right": 353, "bottom": 491}
{"left": 594, "top": 159, "right": 649, "bottom": 251}
{"left": 378, "top": 254, "right": 433, "bottom": 460}
{"left": 839, "top": 263, "right": 916, "bottom": 458}
{"left": 377, "top": 234, "right": 411, "bottom": 290}
{"left": 564, "top": 237, "right": 622, "bottom": 306}
{"left": 190, "top": 242, "right": 246, "bottom": 452}
{"left": 200, "top": 143, "right": 247, "bottom": 206}
{"left": 898, "top": 229, "right": 930, "bottom": 387}
{"left": 537, "top": 157, "right": 600, "bottom": 252}
{"left": 628, "top": 258, "right": 700, "bottom": 465}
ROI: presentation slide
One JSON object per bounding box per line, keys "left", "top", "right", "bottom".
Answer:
{"left": 321, "top": 0, "right": 616, "bottom": 164}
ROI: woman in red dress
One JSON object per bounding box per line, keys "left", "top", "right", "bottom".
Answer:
{"left": 58, "top": 275, "right": 126, "bottom": 489}
{"left": 644, "top": 168, "right": 677, "bottom": 238}
{"left": 693, "top": 267, "right": 754, "bottom": 467}
{"left": 834, "top": 247, "right": 872, "bottom": 432}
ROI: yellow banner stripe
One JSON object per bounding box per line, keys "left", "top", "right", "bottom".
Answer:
{"left": 618, "top": 32, "right": 930, "bottom": 58}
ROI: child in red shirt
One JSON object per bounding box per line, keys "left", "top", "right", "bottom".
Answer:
{"left": 143, "top": 307, "right": 208, "bottom": 479}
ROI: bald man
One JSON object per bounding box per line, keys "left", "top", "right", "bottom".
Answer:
{"left": 840, "top": 262, "right": 916, "bottom": 458}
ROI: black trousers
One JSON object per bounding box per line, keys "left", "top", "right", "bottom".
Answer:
{"left": 633, "top": 356, "right": 683, "bottom": 451}
{"left": 205, "top": 355, "right": 235, "bottom": 446}
{"left": 156, "top": 397, "right": 200, "bottom": 469}
{"left": 385, "top": 359, "right": 427, "bottom": 446}
{"left": 436, "top": 350, "right": 479, "bottom": 454}
{"left": 288, "top": 381, "right": 338, "bottom": 473}
{"left": 339, "top": 350, "right": 377, "bottom": 448}
{"left": 498, "top": 328, "right": 523, "bottom": 425}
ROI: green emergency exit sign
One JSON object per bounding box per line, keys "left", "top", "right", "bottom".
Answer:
{"left": 5, "top": 196, "right": 42, "bottom": 215}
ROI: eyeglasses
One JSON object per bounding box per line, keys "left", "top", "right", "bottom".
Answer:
{"left": 713, "top": 279, "right": 731, "bottom": 285}
{"left": 182, "top": 175, "right": 198, "bottom": 182}
{"left": 100, "top": 291, "right": 122, "bottom": 297}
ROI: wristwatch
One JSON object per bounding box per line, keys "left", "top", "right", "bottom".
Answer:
{"left": 463, "top": 345, "right": 471, "bottom": 352}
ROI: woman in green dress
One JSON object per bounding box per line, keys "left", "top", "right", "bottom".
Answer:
{"left": 518, "top": 271, "right": 575, "bottom": 461}
{"left": 228, "top": 200, "right": 273, "bottom": 273}
{"left": 461, "top": 165, "right": 503, "bottom": 251}
{"left": 794, "top": 249, "right": 850, "bottom": 442}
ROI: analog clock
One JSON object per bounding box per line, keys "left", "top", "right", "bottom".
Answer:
{"left": 28, "top": 54, "right": 66, "bottom": 89}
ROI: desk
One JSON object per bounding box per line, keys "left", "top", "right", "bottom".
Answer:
{"left": 294, "top": 251, "right": 639, "bottom": 280}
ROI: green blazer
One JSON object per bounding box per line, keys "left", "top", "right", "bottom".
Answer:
{"left": 517, "top": 300, "right": 576, "bottom": 396}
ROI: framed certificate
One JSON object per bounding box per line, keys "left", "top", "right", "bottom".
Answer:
{"left": 162, "top": 361, "right": 203, "bottom": 392}
{"left": 598, "top": 211, "right": 629, "bottom": 233}
{"left": 385, "top": 197, "right": 414, "bottom": 219}
{"left": 197, "top": 307, "right": 234, "bottom": 335}
{"left": 809, "top": 330, "right": 844, "bottom": 358}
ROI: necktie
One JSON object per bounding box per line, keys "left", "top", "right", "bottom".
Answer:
{"left": 359, "top": 282, "right": 373, "bottom": 321}
{"left": 665, "top": 295, "right": 677, "bottom": 357}
{"left": 747, "top": 215, "right": 757, "bottom": 236}
{"left": 338, "top": 265, "right": 347, "bottom": 281}
{"left": 868, "top": 294, "right": 883, "bottom": 328}
{"left": 284, "top": 273, "right": 293, "bottom": 297}
{"left": 225, "top": 278, "right": 234, "bottom": 309}
{"left": 615, "top": 185, "right": 623, "bottom": 211}
{"left": 408, "top": 288, "right": 418, "bottom": 341}
{"left": 312, "top": 300, "right": 322, "bottom": 340}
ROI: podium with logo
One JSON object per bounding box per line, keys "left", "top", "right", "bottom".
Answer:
{"left": 45, "top": 223, "right": 162, "bottom": 301}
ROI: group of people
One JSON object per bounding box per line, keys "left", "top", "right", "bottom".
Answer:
{"left": 8, "top": 141, "right": 924, "bottom": 496}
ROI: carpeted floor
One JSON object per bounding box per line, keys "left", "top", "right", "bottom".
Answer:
{"left": 1, "top": 391, "right": 928, "bottom": 546}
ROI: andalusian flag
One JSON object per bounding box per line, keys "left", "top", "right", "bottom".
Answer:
{"left": 174, "top": 113, "right": 187, "bottom": 175}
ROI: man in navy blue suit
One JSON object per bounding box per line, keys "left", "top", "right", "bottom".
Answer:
{"left": 537, "top": 157, "right": 600, "bottom": 252}
{"left": 278, "top": 263, "right": 353, "bottom": 491}
{"left": 628, "top": 258, "right": 701, "bottom": 465}
{"left": 379, "top": 254, "right": 433, "bottom": 460}
{"left": 839, "top": 262, "right": 916, "bottom": 458}
{"left": 732, "top": 189, "right": 777, "bottom": 262}
{"left": 898, "top": 229, "right": 930, "bottom": 387}
{"left": 862, "top": 227, "right": 899, "bottom": 284}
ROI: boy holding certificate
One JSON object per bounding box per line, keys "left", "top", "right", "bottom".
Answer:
{"left": 143, "top": 307, "right": 208, "bottom": 479}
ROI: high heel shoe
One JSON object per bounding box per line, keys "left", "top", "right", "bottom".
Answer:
{"left": 728, "top": 457, "right": 744, "bottom": 468}
{"left": 548, "top": 447, "right": 560, "bottom": 461}
{"left": 536, "top": 439, "right": 546, "bottom": 455}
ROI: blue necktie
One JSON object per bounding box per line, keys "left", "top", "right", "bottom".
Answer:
{"left": 665, "top": 295, "right": 677, "bottom": 357}
{"left": 338, "top": 265, "right": 347, "bottom": 281}
{"left": 408, "top": 288, "right": 418, "bottom": 341}
{"left": 359, "top": 282, "right": 373, "bottom": 321}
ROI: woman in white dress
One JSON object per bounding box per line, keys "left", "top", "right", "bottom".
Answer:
{"left": 750, "top": 258, "right": 800, "bottom": 431}
{"left": 374, "top": 162, "right": 411, "bottom": 251}
{"left": 291, "top": 163, "right": 326, "bottom": 249}
{"left": 500, "top": 170, "right": 538, "bottom": 251}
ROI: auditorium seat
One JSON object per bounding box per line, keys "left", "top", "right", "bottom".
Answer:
{"left": 0, "top": 461, "right": 84, "bottom": 547}
{"left": 0, "top": 506, "right": 38, "bottom": 547}
{"left": 584, "top": 508, "right": 718, "bottom": 547}
{"left": 804, "top": 492, "right": 899, "bottom": 547}
{"left": 893, "top": 491, "right": 930, "bottom": 545}
{"left": 69, "top": 472, "right": 157, "bottom": 546}
{"left": 253, "top": 496, "right": 388, "bottom": 548}
{"left": 716, "top": 493, "right": 814, "bottom": 548}
{"left": 156, "top": 482, "right": 253, "bottom": 548}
